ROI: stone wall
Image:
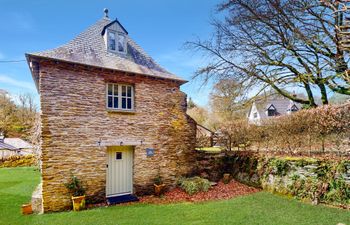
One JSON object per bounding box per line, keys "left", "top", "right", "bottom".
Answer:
{"left": 38, "top": 60, "right": 196, "bottom": 212}
{"left": 196, "top": 151, "right": 350, "bottom": 207}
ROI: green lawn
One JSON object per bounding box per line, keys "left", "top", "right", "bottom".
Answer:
{"left": 1, "top": 167, "right": 349, "bottom": 225}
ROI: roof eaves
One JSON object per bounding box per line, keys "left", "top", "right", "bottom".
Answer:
{"left": 25, "top": 53, "right": 40, "bottom": 93}
{"left": 26, "top": 53, "right": 188, "bottom": 85}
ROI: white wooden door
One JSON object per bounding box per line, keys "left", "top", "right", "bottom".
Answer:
{"left": 106, "top": 146, "right": 133, "bottom": 196}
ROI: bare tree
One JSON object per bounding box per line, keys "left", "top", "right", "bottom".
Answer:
{"left": 188, "top": 0, "right": 350, "bottom": 106}
{"left": 210, "top": 79, "right": 249, "bottom": 120}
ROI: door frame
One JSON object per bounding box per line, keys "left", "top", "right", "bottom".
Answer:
{"left": 106, "top": 146, "right": 134, "bottom": 197}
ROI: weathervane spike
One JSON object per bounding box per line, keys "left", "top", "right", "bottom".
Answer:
{"left": 104, "top": 8, "right": 109, "bottom": 18}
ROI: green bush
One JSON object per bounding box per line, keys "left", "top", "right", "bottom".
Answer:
{"left": 268, "top": 158, "right": 290, "bottom": 176}
{"left": 178, "top": 177, "right": 211, "bottom": 195}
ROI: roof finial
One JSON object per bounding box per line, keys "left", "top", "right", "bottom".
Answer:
{"left": 104, "top": 8, "right": 109, "bottom": 18}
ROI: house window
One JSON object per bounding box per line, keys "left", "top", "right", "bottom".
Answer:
{"left": 117, "top": 33, "right": 126, "bottom": 53}
{"left": 116, "top": 152, "right": 122, "bottom": 160}
{"left": 108, "top": 31, "right": 116, "bottom": 51}
{"left": 253, "top": 112, "right": 258, "bottom": 118}
{"left": 267, "top": 109, "right": 276, "bottom": 117}
{"left": 107, "top": 83, "right": 134, "bottom": 110}
{"left": 107, "top": 30, "right": 127, "bottom": 53}
{"left": 291, "top": 105, "right": 298, "bottom": 112}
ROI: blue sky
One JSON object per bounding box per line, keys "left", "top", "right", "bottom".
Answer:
{"left": 0, "top": 0, "right": 220, "bottom": 107}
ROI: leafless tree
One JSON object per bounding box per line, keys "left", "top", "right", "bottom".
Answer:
{"left": 188, "top": 0, "right": 350, "bottom": 106}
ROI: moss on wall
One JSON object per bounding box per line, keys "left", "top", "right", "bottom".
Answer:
{"left": 196, "top": 151, "right": 350, "bottom": 207}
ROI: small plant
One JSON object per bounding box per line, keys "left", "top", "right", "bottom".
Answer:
{"left": 269, "top": 158, "right": 290, "bottom": 176}
{"left": 153, "top": 172, "right": 166, "bottom": 196}
{"left": 154, "top": 174, "right": 163, "bottom": 185}
{"left": 178, "top": 177, "right": 211, "bottom": 195}
{"left": 65, "top": 175, "right": 86, "bottom": 197}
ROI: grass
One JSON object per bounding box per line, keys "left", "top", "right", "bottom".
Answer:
{"left": 1, "top": 167, "right": 350, "bottom": 225}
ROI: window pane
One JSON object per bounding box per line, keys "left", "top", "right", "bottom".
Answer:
{"left": 108, "top": 96, "right": 113, "bottom": 108}
{"left": 118, "top": 34, "right": 125, "bottom": 52}
{"left": 113, "top": 97, "right": 118, "bottom": 108}
{"left": 122, "top": 86, "right": 126, "bottom": 96}
{"left": 108, "top": 84, "right": 113, "bottom": 95}
{"left": 113, "top": 85, "right": 118, "bottom": 96}
{"left": 109, "top": 32, "right": 116, "bottom": 51}
{"left": 116, "top": 152, "right": 122, "bottom": 160}
{"left": 127, "top": 98, "right": 132, "bottom": 109}
{"left": 122, "top": 98, "right": 126, "bottom": 109}
{"left": 127, "top": 86, "right": 132, "bottom": 97}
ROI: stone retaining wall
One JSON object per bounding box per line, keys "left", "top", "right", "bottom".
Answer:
{"left": 195, "top": 151, "right": 350, "bottom": 207}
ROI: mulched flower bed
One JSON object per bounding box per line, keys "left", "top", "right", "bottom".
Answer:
{"left": 86, "top": 180, "right": 260, "bottom": 209}
{"left": 138, "top": 180, "right": 260, "bottom": 204}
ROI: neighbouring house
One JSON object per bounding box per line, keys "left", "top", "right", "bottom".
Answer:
{"left": 0, "top": 135, "right": 33, "bottom": 160}
{"left": 196, "top": 124, "right": 214, "bottom": 147}
{"left": 247, "top": 98, "right": 301, "bottom": 125}
{"left": 0, "top": 135, "right": 19, "bottom": 160}
{"left": 26, "top": 9, "right": 196, "bottom": 212}
{"left": 4, "top": 138, "right": 33, "bottom": 155}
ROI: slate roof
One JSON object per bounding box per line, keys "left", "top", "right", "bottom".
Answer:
{"left": 4, "top": 138, "right": 32, "bottom": 149}
{"left": 26, "top": 17, "right": 186, "bottom": 85}
{"left": 0, "top": 141, "right": 18, "bottom": 151}
{"left": 259, "top": 98, "right": 301, "bottom": 119}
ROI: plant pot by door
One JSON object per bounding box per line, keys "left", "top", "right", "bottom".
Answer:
{"left": 154, "top": 184, "right": 166, "bottom": 196}
{"left": 223, "top": 173, "right": 231, "bottom": 184}
{"left": 71, "top": 195, "right": 86, "bottom": 211}
{"left": 21, "top": 204, "right": 33, "bottom": 215}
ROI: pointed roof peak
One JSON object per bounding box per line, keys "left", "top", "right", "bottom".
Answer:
{"left": 26, "top": 16, "right": 187, "bottom": 87}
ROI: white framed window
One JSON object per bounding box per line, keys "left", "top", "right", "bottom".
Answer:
{"left": 117, "top": 33, "right": 126, "bottom": 53}
{"left": 108, "top": 31, "right": 116, "bottom": 51}
{"left": 107, "top": 30, "right": 127, "bottom": 54}
{"left": 107, "top": 83, "right": 134, "bottom": 111}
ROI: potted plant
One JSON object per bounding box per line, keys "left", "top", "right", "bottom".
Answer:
{"left": 223, "top": 173, "right": 231, "bottom": 184}
{"left": 65, "top": 175, "right": 86, "bottom": 211}
{"left": 153, "top": 174, "right": 166, "bottom": 196}
{"left": 21, "top": 203, "right": 33, "bottom": 215}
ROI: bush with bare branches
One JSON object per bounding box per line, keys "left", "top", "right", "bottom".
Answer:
{"left": 218, "top": 104, "right": 350, "bottom": 155}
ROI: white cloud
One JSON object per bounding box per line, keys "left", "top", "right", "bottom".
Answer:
{"left": 0, "top": 74, "right": 36, "bottom": 91}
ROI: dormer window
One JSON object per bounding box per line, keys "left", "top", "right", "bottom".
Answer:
{"left": 103, "top": 19, "right": 129, "bottom": 54}
{"left": 107, "top": 30, "right": 127, "bottom": 54}
{"left": 290, "top": 105, "right": 298, "bottom": 112}
{"left": 117, "top": 33, "right": 126, "bottom": 52}
{"left": 267, "top": 105, "right": 277, "bottom": 117}
{"left": 108, "top": 31, "right": 116, "bottom": 51}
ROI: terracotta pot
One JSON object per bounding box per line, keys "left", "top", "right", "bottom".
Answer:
{"left": 21, "top": 204, "right": 33, "bottom": 215}
{"left": 223, "top": 173, "right": 231, "bottom": 184}
{"left": 71, "top": 195, "right": 86, "bottom": 211}
{"left": 154, "top": 184, "right": 166, "bottom": 196}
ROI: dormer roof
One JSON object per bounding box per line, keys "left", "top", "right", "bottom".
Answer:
{"left": 101, "top": 19, "right": 128, "bottom": 35}
{"left": 26, "top": 14, "right": 187, "bottom": 90}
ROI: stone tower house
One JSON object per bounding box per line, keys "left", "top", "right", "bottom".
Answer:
{"left": 26, "top": 10, "right": 196, "bottom": 212}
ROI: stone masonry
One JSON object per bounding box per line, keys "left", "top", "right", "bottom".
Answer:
{"left": 38, "top": 59, "right": 196, "bottom": 212}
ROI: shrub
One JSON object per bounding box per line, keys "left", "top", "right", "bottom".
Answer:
{"left": 0, "top": 155, "right": 36, "bottom": 168}
{"left": 178, "top": 177, "right": 211, "bottom": 195}
{"left": 268, "top": 158, "right": 290, "bottom": 176}
{"left": 65, "top": 175, "right": 86, "bottom": 197}
{"left": 217, "top": 103, "right": 350, "bottom": 154}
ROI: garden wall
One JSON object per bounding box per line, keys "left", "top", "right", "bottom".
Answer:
{"left": 196, "top": 151, "right": 350, "bottom": 207}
